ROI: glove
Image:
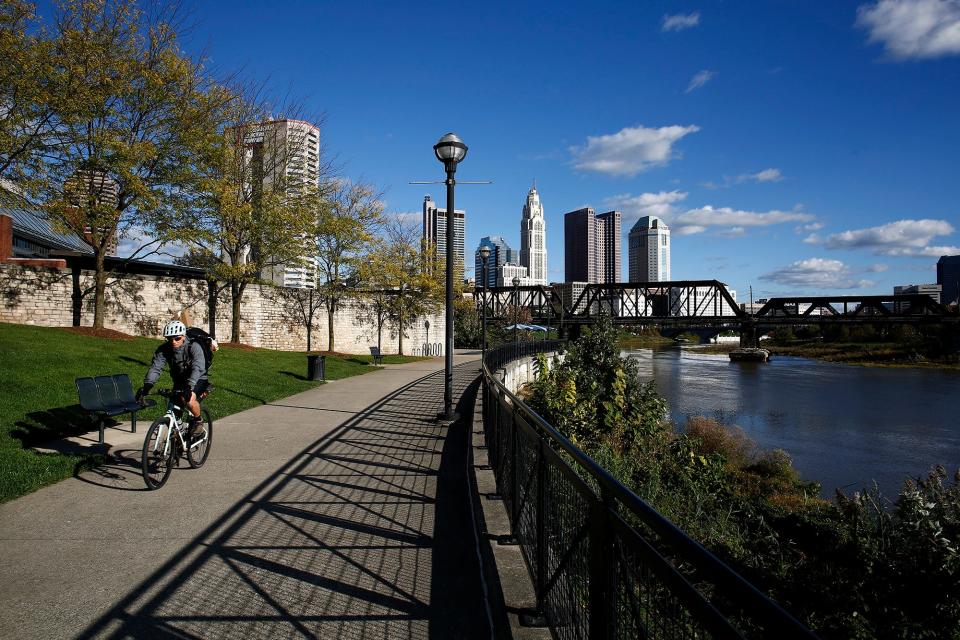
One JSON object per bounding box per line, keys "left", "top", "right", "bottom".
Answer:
{"left": 136, "top": 383, "right": 153, "bottom": 402}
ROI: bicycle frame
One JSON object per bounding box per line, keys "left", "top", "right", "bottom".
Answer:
{"left": 150, "top": 398, "right": 204, "bottom": 458}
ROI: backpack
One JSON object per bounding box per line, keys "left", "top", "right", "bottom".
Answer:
{"left": 186, "top": 327, "right": 218, "bottom": 372}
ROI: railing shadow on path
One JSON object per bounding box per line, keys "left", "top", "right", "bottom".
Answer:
{"left": 78, "top": 362, "right": 492, "bottom": 640}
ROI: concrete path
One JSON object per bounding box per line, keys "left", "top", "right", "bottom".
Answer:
{"left": 0, "top": 354, "right": 491, "bottom": 639}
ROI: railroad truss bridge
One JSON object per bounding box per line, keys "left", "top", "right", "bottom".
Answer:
{"left": 476, "top": 280, "right": 958, "bottom": 346}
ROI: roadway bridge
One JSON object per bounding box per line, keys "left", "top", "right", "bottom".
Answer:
{"left": 476, "top": 280, "right": 958, "bottom": 345}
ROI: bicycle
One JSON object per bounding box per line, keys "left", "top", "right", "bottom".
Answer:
{"left": 141, "top": 388, "right": 213, "bottom": 490}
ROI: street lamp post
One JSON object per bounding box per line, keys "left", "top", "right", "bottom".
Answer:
{"left": 434, "top": 133, "right": 468, "bottom": 422}
{"left": 479, "top": 245, "right": 491, "bottom": 358}
{"left": 512, "top": 276, "right": 521, "bottom": 345}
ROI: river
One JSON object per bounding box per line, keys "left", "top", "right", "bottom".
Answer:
{"left": 625, "top": 347, "right": 960, "bottom": 499}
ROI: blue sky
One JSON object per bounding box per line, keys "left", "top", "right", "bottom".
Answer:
{"left": 108, "top": 2, "right": 960, "bottom": 297}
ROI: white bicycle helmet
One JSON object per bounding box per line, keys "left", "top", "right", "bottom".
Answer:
{"left": 162, "top": 320, "right": 187, "bottom": 337}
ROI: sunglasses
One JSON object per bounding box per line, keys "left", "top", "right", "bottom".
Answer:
{"left": 166, "top": 335, "right": 185, "bottom": 342}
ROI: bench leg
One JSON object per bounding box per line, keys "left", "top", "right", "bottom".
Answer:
{"left": 131, "top": 411, "right": 137, "bottom": 434}
{"left": 98, "top": 417, "right": 105, "bottom": 445}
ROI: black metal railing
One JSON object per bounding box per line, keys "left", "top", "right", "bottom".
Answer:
{"left": 481, "top": 341, "right": 818, "bottom": 640}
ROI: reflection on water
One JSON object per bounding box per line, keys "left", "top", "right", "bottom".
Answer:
{"left": 626, "top": 346, "right": 960, "bottom": 498}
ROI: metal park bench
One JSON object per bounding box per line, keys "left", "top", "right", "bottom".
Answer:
{"left": 75, "top": 374, "right": 156, "bottom": 444}
{"left": 369, "top": 346, "right": 384, "bottom": 366}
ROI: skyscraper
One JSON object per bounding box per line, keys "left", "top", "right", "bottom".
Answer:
{"left": 563, "top": 207, "right": 621, "bottom": 284}
{"left": 564, "top": 207, "right": 596, "bottom": 283}
{"left": 475, "top": 235, "right": 515, "bottom": 288}
{"left": 422, "top": 195, "right": 465, "bottom": 276}
{"left": 235, "top": 119, "right": 321, "bottom": 288}
{"left": 937, "top": 255, "right": 960, "bottom": 305}
{"left": 595, "top": 210, "right": 621, "bottom": 284}
{"left": 628, "top": 215, "right": 671, "bottom": 282}
{"left": 64, "top": 169, "right": 120, "bottom": 256}
{"left": 520, "top": 183, "right": 547, "bottom": 285}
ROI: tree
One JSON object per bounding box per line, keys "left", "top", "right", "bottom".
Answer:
{"left": 189, "top": 93, "right": 322, "bottom": 342}
{"left": 355, "top": 246, "right": 394, "bottom": 353}
{"left": 265, "top": 286, "right": 325, "bottom": 352}
{"left": 372, "top": 218, "right": 442, "bottom": 355}
{"left": 34, "top": 0, "right": 224, "bottom": 328}
{"left": 0, "top": 1, "right": 61, "bottom": 205}
{"left": 312, "top": 180, "right": 383, "bottom": 352}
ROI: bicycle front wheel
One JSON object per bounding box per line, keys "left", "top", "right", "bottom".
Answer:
{"left": 142, "top": 417, "right": 174, "bottom": 490}
{"left": 187, "top": 407, "right": 213, "bottom": 469}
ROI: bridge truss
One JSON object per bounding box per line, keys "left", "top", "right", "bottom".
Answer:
{"left": 476, "top": 280, "right": 957, "bottom": 330}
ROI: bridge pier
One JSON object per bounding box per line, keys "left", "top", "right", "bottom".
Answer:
{"left": 740, "top": 321, "right": 759, "bottom": 348}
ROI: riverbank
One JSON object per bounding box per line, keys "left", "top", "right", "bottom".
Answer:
{"left": 694, "top": 340, "right": 960, "bottom": 370}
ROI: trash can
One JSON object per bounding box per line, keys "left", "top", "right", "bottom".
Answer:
{"left": 307, "top": 354, "right": 326, "bottom": 381}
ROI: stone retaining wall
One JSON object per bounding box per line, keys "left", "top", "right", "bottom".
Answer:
{"left": 0, "top": 262, "right": 444, "bottom": 355}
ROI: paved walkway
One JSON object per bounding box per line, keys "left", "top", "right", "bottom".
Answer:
{"left": 0, "top": 354, "right": 491, "bottom": 639}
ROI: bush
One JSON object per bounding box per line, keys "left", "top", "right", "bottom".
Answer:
{"left": 522, "top": 318, "right": 960, "bottom": 638}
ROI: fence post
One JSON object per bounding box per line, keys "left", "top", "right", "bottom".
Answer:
{"left": 589, "top": 488, "right": 614, "bottom": 640}
{"left": 535, "top": 433, "right": 548, "bottom": 616}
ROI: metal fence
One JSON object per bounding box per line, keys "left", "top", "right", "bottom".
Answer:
{"left": 481, "top": 341, "right": 818, "bottom": 640}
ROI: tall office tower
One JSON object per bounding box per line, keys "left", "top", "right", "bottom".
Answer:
{"left": 564, "top": 207, "right": 596, "bottom": 283}
{"left": 235, "top": 119, "right": 322, "bottom": 288}
{"left": 564, "top": 207, "right": 621, "bottom": 284}
{"left": 520, "top": 183, "right": 548, "bottom": 285}
{"left": 64, "top": 169, "right": 120, "bottom": 256}
{"left": 628, "top": 215, "right": 671, "bottom": 282}
{"left": 595, "top": 210, "right": 621, "bottom": 284}
{"left": 422, "top": 195, "right": 465, "bottom": 276}
{"left": 938, "top": 255, "right": 960, "bottom": 306}
{"left": 475, "top": 235, "right": 515, "bottom": 288}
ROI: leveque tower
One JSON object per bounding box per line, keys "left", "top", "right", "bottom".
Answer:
{"left": 520, "top": 183, "right": 548, "bottom": 285}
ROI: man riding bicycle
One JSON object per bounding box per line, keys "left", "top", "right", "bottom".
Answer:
{"left": 136, "top": 320, "right": 210, "bottom": 440}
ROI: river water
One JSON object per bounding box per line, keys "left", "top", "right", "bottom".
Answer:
{"left": 625, "top": 347, "right": 960, "bottom": 498}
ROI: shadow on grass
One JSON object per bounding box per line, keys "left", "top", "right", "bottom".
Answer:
{"left": 12, "top": 405, "right": 109, "bottom": 448}
{"left": 279, "top": 371, "right": 307, "bottom": 381}
{"left": 214, "top": 385, "right": 268, "bottom": 405}
{"left": 119, "top": 355, "right": 150, "bottom": 367}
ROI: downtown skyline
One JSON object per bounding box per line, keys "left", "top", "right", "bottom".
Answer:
{"left": 99, "top": 0, "right": 959, "bottom": 297}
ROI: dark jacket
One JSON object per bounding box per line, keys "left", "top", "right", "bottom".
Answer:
{"left": 144, "top": 339, "right": 206, "bottom": 389}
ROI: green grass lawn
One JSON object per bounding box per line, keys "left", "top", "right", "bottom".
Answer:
{"left": 0, "top": 322, "right": 426, "bottom": 503}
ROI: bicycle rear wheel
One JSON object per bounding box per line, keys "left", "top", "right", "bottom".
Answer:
{"left": 187, "top": 407, "right": 213, "bottom": 469}
{"left": 142, "top": 417, "right": 174, "bottom": 490}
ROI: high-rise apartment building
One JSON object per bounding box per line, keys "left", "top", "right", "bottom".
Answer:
{"left": 235, "top": 119, "right": 321, "bottom": 288}
{"left": 595, "top": 210, "right": 621, "bottom": 284}
{"left": 564, "top": 207, "right": 621, "bottom": 284}
{"left": 628, "top": 215, "right": 670, "bottom": 282}
{"left": 64, "top": 169, "right": 120, "bottom": 256}
{"left": 422, "top": 195, "right": 465, "bottom": 275}
{"left": 937, "top": 255, "right": 960, "bottom": 306}
{"left": 475, "top": 235, "right": 515, "bottom": 289}
{"left": 520, "top": 183, "right": 547, "bottom": 285}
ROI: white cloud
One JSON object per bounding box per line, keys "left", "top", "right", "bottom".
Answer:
{"left": 606, "top": 191, "right": 815, "bottom": 236}
{"left": 662, "top": 12, "right": 701, "bottom": 32}
{"left": 669, "top": 205, "right": 814, "bottom": 235}
{"left": 685, "top": 70, "right": 716, "bottom": 93}
{"left": 704, "top": 168, "right": 785, "bottom": 188}
{"left": 751, "top": 168, "right": 783, "bottom": 182}
{"left": 797, "top": 221, "right": 824, "bottom": 232}
{"left": 604, "top": 190, "right": 688, "bottom": 219}
{"left": 821, "top": 218, "right": 959, "bottom": 256}
{"left": 391, "top": 210, "right": 420, "bottom": 223}
{"left": 857, "top": 0, "right": 960, "bottom": 59}
{"left": 571, "top": 124, "right": 700, "bottom": 177}
{"left": 761, "top": 258, "right": 875, "bottom": 290}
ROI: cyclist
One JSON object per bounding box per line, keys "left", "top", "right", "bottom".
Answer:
{"left": 136, "top": 320, "right": 209, "bottom": 440}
